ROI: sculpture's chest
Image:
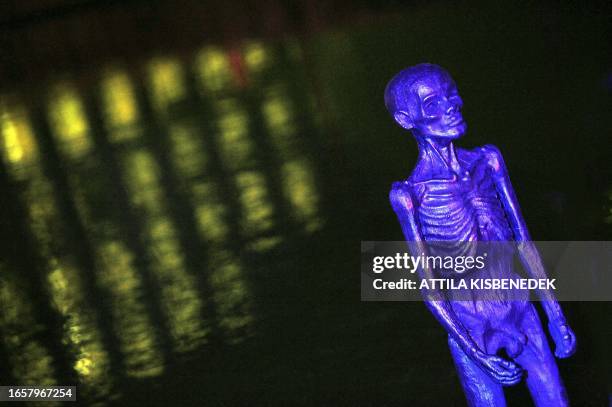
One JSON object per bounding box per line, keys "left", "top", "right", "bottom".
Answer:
{"left": 413, "top": 164, "right": 512, "bottom": 241}
{"left": 420, "top": 168, "right": 495, "bottom": 205}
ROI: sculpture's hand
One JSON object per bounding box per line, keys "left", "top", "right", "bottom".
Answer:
{"left": 548, "top": 317, "right": 577, "bottom": 358}
{"left": 473, "top": 350, "right": 523, "bottom": 386}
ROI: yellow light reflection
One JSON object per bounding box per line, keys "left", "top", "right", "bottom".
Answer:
{"left": 48, "top": 83, "right": 93, "bottom": 160}
{"left": 261, "top": 86, "right": 297, "bottom": 157}
{"left": 212, "top": 93, "right": 280, "bottom": 249}
{"left": 243, "top": 41, "right": 270, "bottom": 74}
{"left": 281, "top": 160, "right": 322, "bottom": 232}
{"left": 96, "top": 241, "right": 164, "bottom": 377}
{"left": 261, "top": 85, "right": 322, "bottom": 232}
{"left": 47, "top": 84, "right": 166, "bottom": 380}
{"left": 0, "top": 267, "right": 57, "bottom": 386}
{"left": 100, "top": 67, "right": 209, "bottom": 354}
{"left": 195, "top": 46, "right": 233, "bottom": 94}
{"left": 0, "top": 102, "right": 38, "bottom": 172}
{"left": 192, "top": 182, "right": 229, "bottom": 243}
{"left": 148, "top": 57, "right": 186, "bottom": 112}
{"left": 162, "top": 106, "right": 254, "bottom": 340}
{"left": 100, "top": 69, "right": 141, "bottom": 143}
{"left": 168, "top": 122, "right": 207, "bottom": 180}
{"left": 216, "top": 99, "right": 255, "bottom": 171}
{"left": 125, "top": 151, "right": 164, "bottom": 214}
{"left": 167, "top": 122, "right": 229, "bottom": 242}
{"left": 235, "top": 170, "right": 279, "bottom": 250}
{"left": 47, "top": 260, "right": 112, "bottom": 394}
{"left": 101, "top": 69, "right": 139, "bottom": 127}
{"left": 208, "top": 250, "right": 253, "bottom": 342}
{"left": 1, "top": 99, "right": 113, "bottom": 400}
{"left": 121, "top": 150, "right": 208, "bottom": 352}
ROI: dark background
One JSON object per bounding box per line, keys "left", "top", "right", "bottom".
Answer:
{"left": 0, "top": 0, "right": 610, "bottom": 405}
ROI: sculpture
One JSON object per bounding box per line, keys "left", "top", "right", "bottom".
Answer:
{"left": 386, "top": 63, "right": 576, "bottom": 406}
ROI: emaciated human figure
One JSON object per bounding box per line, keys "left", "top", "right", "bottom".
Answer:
{"left": 385, "top": 64, "right": 576, "bottom": 406}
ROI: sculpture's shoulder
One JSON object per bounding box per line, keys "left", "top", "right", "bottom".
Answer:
{"left": 389, "top": 179, "right": 416, "bottom": 213}
{"left": 478, "top": 144, "right": 504, "bottom": 159}
{"left": 390, "top": 179, "right": 414, "bottom": 200}
{"left": 458, "top": 144, "right": 505, "bottom": 173}
{"left": 479, "top": 144, "right": 506, "bottom": 173}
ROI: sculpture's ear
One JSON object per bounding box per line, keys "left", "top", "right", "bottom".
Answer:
{"left": 393, "top": 111, "right": 414, "bottom": 130}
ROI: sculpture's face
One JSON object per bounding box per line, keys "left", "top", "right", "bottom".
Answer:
{"left": 396, "top": 73, "right": 467, "bottom": 141}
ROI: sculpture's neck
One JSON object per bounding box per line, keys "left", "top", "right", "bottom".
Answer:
{"left": 416, "top": 137, "right": 462, "bottom": 176}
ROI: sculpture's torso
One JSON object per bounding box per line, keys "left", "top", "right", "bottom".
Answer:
{"left": 409, "top": 147, "right": 513, "bottom": 243}
{"left": 402, "top": 146, "right": 529, "bottom": 315}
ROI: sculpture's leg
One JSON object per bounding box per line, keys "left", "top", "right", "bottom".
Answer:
{"left": 515, "top": 305, "right": 569, "bottom": 407}
{"left": 448, "top": 335, "right": 506, "bottom": 407}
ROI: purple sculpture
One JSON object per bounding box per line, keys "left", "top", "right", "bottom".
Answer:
{"left": 386, "top": 64, "right": 576, "bottom": 406}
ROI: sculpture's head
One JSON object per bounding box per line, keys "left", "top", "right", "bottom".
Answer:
{"left": 385, "top": 63, "right": 466, "bottom": 142}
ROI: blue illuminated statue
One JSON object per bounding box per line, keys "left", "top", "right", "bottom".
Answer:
{"left": 386, "top": 64, "right": 576, "bottom": 406}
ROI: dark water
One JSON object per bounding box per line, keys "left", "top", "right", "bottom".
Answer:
{"left": 0, "top": 1, "right": 610, "bottom": 405}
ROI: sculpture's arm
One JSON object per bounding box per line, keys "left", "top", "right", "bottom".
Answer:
{"left": 484, "top": 144, "right": 576, "bottom": 358}
{"left": 390, "top": 182, "right": 522, "bottom": 384}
